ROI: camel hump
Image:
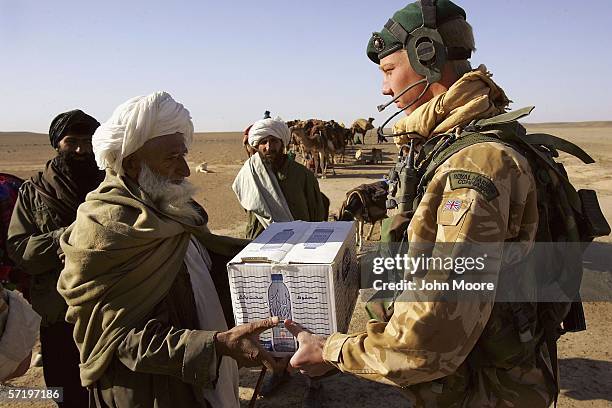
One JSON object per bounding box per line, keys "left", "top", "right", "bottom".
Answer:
{"left": 352, "top": 118, "right": 375, "bottom": 131}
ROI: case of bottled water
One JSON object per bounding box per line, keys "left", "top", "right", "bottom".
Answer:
{"left": 227, "top": 221, "right": 358, "bottom": 356}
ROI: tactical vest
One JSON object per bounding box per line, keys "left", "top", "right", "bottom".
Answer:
{"left": 376, "top": 107, "right": 610, "bottom": 402}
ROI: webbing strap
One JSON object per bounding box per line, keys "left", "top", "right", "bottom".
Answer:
{"left": 489, "top": 125, "right": 584, "bottom": 214}
{"left": 473, "top": 106, "right": 535, "bottom": 128}
{"left": 526, "top": 133, "right": 594, "bottom": 164}
{"left": 418, "top": 133, "right": 506, "bottom": 195}
{"left": 384, "top": 19, "right": 409, "bottom": 44}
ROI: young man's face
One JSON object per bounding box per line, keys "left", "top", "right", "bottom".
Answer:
{"left": 57, "top": 133, "right": 93, "bottom": 160}
{"left": 379, "top": 50, "right": 430, "bottom": 115}
{"left": 257, "top": 135, "right": 284, "bottom": 164}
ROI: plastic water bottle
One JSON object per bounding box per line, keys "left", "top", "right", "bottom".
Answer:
{"left": 268, "top": 274, "right": 295, "bottom": 352}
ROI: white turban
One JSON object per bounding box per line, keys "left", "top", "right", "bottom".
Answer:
{"left": 247, "top": 118, "right": 290, "bottom": 148}
{"left": 93, "top": 91, "right": 194, "bottom": 173}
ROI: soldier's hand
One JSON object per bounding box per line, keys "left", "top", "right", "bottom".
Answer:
{"left": 214, "top": 317, "right": 284, "bottom": 371}
{"left": 285, "top": 319, "right": 334, "bottom": 377}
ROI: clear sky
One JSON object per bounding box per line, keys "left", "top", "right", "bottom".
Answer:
{"left": 1, "top": 0, "right": 611, "bottom": 132}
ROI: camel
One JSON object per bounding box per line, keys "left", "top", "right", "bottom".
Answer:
{"left": 354, "top": 148, "right": 382, "bottom": 164}
{"left": 324, "top": 121, "right": 348, "bottom": 164}
{"left": 310, "top": 123, "right": 335, "bottom": 177}
{"left": 290, "top": 124, "right": 332, "bottom": 178}
{"left": 336, "top": 181, "right": 388, "bottom": 251}
{"left": 350, "top": 117, "right": 375, "bottom": 144}
{"left": 287, "top": 119, "right": 351, "bottom": 177}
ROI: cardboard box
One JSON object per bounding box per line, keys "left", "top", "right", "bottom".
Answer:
{"left": 227, "top": 221, "right": 359, "bottom": 356}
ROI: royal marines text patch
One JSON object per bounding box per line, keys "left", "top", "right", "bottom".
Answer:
{"left": 448, "top": 171, "right": 499, "bottom": 201}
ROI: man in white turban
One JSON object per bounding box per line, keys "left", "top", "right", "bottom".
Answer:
{"left": 233, "top": 118, "right": 328, "bottom": 239}
{"left": 232, "top": 118, "right": 328, "bottom": 404}
{"left": 57, "top": 92, "right": 281, "bottom": 408}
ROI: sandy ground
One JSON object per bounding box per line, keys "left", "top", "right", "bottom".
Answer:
{"left": 0, "top": 123, "right": 611, "bottom": 407}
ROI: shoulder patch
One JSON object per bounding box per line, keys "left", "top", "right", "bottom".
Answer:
{"left": 448, "top": 171, "right": 499, "bottom": 201}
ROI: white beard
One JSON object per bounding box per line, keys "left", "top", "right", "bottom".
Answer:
{"left": 138, "top": 164, "right": 200, "bottom": 220}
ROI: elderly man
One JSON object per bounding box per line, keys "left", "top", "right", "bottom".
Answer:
{"left": 286, "top": 1, "right": 565, "bottom": 407}
{"left": 7, "top": 109, "right": 102, "bottom": 406}
{"left": 57, "top": 92, "right": 281, "bottom": 408}
{"left": 233, "top": 118, "right": 328, "bottom": 240}
{"left": 232, "top": 119, "right": 328, "bottom": 405}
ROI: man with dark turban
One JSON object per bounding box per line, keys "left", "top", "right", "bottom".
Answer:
{"left": 7, "top": 109, "right": 103, "bottom": 407}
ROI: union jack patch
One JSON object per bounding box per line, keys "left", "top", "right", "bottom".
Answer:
{"left": 443, "top": 199, "right": 462, "bottom": 211}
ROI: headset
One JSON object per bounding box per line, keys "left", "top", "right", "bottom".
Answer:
{"left": 376, "top": 0, "right": 471, "bottom": 139}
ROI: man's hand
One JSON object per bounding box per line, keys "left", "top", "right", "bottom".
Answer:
{"left": 215, "top": 317, "right": 284, "bottom": 371}
{"left": 285, "top": 319, "right": 335, "bottom": 377}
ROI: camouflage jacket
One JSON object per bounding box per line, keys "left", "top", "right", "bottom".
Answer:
{"left": 323, "top": 141, "right": 556, "bottom": 407}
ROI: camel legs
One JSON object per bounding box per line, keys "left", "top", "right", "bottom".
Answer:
{"left": 327, "top": 151, "right": 336, "bottom": 176}
{"left": 365, "top": 222, "right": 375, "bottom": 241}
{"left": 356, "top": 220, "right": 364, "bottom": 251}
{"left": 318, "top": 151, "right": 328, "bottom": 178}
{"left": 313, "top": 152, "right": 321, "bottom": 177}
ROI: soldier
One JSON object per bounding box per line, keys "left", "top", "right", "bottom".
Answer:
{"left": 286, "top": 1, "right": 557, "bottom": 407}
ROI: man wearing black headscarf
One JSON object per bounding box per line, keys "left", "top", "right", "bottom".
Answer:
{"left": 7, "top": 109, "right": 103, "bottom": 407}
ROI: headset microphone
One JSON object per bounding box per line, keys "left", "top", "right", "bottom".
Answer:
{"left": 376, "top": 80, "right": 431, "bottom": 140}
{"left": 377, "top": 78, "right": 428, "bottom": 112}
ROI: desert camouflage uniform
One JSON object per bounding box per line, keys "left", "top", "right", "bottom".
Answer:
{"left": 323, "top": 141, "right": 556, "bottom": 407}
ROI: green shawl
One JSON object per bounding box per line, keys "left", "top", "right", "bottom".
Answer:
{"left": 57, "top": 169, "right": 247, "bottom": 386}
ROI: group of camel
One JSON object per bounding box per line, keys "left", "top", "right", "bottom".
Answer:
{"left": 242, "top": 118, "right": 376, "bottom": 178}
{"left": 287, "top": 118, "right": 377, "bottom": 178}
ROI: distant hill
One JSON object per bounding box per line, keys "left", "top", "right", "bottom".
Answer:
{"left": 0, "top": 131, "right": 47, "bottom": 137}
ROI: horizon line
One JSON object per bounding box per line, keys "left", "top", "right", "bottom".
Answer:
{"left": 1, "top": 120, "right": 612, "bottom": 136}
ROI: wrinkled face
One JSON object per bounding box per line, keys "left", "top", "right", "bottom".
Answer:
{"left": 379, "top": 50, "right": 429, "bottom": 115}
{"left": 57, "top": 133, "right": 93, "bottom": 160}
{"left": 257, "top": 135, "right": 284, "bottom": 163}
{"left": 131, "top": 133, "right": 190, "bottom": 183}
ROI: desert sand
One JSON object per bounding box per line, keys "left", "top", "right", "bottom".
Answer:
{"left": 1, "top": 123, "right": 611, "bottom": 407}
